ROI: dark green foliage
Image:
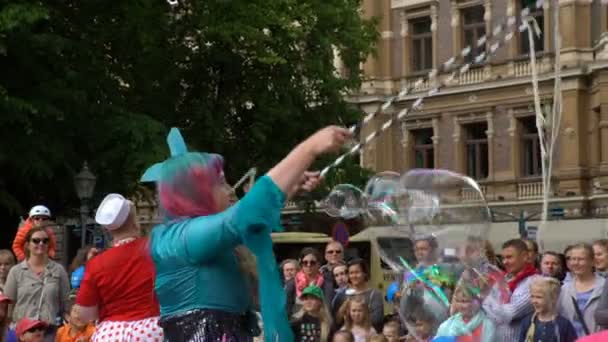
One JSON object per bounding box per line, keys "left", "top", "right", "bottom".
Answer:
{"left": 0, "top": 0, "right": 377, "bottom": 222}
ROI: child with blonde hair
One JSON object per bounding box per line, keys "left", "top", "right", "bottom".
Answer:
{"left": 339, "top": 295, "right": 377, "bottom": 342}
{"left": 519, "top": 276, "right": 576, "bottom": 342}
{"left": 435, "top": 284, "right": 495, "bottom": 341}
{"left": 0, "top": 250, "right": 15, "bottom": 293}
{"left": 290, "top": 285, "right": 332, "bottom": 341}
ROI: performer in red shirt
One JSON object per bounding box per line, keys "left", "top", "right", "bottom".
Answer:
{"left": 76, "top": 194, "right": 162, "bottom": 342}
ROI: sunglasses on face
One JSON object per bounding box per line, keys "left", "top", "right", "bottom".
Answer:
{"left": 326, "top": 250, "right": 342, "bottom": 255}
{"left": 31, "top": 217, "right": 49, "bottom": 222}
{"left": 30, "top": 238, "right": 49, "bottom": 245}
{"left": 302, "top": 260, "right": 317, "bottom": 266}
{"left": 26, "top": 327, "right": 46, "bottom": 333}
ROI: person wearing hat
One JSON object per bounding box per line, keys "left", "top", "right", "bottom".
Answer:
{"left": 15, "top": 318, "right": 47, "bottom": 342}
{"left": 76, "top": 194, "right": 162, "bottom": 341}
{"left": 142, "top": 126, "right": 349, "bottom": 341}
{"left": 291, "top": 285, "right": 332, "bottom": 341}
{"left": 0, "top": 294, "right": 16, "bottom": 342}
{"left": 12, "top": 206, "right": 57, "bottom": 262}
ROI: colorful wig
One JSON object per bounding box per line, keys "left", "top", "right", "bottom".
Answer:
{"left": 140, "top": 128, "right": 225, "bottom": 221}
{"left": 158, "top": 152, "right": 224, "bottom": 220}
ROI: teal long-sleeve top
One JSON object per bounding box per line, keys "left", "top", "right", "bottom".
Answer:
{"left": 150, "top": 175, "right": 285, "bottom": 317}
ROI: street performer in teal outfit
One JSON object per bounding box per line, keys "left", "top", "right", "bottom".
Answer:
{"left": 141, "top": 126, "right": 350, "bottom": 341}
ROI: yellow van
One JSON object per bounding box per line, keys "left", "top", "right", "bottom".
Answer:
{"left": 271, "top": 226, "right": 415, "bottom": 313}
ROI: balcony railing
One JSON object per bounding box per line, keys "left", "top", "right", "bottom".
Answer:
{"left": 404, "top": 76, "right": 431, "bottom": 92}
{"left": 458, "top": 67, "right": 485, "bottom": 85}
{"left": 513, "top": 58, "right": 552, "bottom": 77}
{"left": 461, "top": 186, "right": 487, "bottom": 202}
{"left": 517, "top": 181, "right": 544, "bottom": 199}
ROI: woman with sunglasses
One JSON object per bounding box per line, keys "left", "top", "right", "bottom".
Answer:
{"left": 12, "top": 205, "right": 58, "bottom": 262}
{"left": 286, "top": 247, "right": 335, "bottom": 317}
{"left": 5, "top": 225, "right": 70, "bottom": 342}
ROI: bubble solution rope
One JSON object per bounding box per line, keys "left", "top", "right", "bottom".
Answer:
{"left": 320, "top": 0, "right": 545, "bottom": 178}
{"left": 531, "top": 0, "right": 562, "bottom": 250}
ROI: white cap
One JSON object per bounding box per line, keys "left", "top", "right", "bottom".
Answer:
{"left": 29, "top": 205, "right": 51, "bottom": 218}
{"left": 95, "top": 194, "right": 130, "bottom": 230}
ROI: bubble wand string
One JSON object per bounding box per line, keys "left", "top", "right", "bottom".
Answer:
{"left": 320, "top": 0, "right": 544, "bottom": 178}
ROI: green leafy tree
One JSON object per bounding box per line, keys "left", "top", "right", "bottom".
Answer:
{"left": 0, "top": 0, "right": 377, "bottom": 239}
{"left": 153, "top": 0, "right": 378, "bottom": 179}
{"left": 0, "top": 1, "right": 169, "bottom": 220}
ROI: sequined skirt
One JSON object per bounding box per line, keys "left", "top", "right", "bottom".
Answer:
{"left": 158, "top": 309, "right": 260, "bottom": 342}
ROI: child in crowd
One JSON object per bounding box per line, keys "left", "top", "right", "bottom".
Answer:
{"left": 56, "top": 298, "right": 95, "bottom": 342}
{"left": 339, "top": 295, "right": 377, "bottom": 342}
{"left": 519, "top": 276, "right": 577, "bottom": 342}
{"left": 0, "top": 250, "right": 15, "bottom": 293}
{"left": 68, "top": 246, "right": 99, "bottom": 289}
{"left": 15, "top": 318, "right": 47, "bottom": 342}
{"left": 332, "top": 330, "right": 355, "bottom": 342}
{"left": 12, "top": 205, "right": 57, "bottom": 261}
{"left": 333, "top": 263, "right": 349, "bottom": 291}
{"left": 370, "top": 335, "right": 388, "bottom": 342}
{"left": 290, "top": 285, "right": 332, "bottom": 341}
{"left": 435, "top": 285, "right": 495, "bottom": 341}
{"left": 404, "top": 311, "right": 437, "bottom": 342}
{"left": 382, "top": 320, "right": 401, "bottom": 342}
{"left": 0, "top": 294, "right": 16, "bottom": 342}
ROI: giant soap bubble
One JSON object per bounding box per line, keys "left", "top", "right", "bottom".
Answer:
{"left": 391, "top": 169, "right": 503, "bottom": 341}
{"left": 399, "top": 169, "right": 491, "bottom": 266}
{"left": 363, "top": 171, "right": 402, "bottom": 224}
{"left": 323, "top": 184, "right": 366, "bottom": 219}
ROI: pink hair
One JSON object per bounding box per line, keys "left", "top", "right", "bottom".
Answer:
{"left": 158, "top": 153, "right": 224, "bottom": 219}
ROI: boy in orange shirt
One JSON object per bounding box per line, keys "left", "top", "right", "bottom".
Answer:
{"left": 56, "top": 298, "right": 95, "bottom": 342}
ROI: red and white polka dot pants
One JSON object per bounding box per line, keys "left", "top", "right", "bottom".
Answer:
{"left": 92, "top": 317, "right": 164, "bottom": 342}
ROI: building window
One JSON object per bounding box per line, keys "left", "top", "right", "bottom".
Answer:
{"left": 465, "top": 122, "right": 488, "bottom": 179}
{"left": 521, "top": 116, "right": 542, "bottom": 176}
{"left": 411, "top": 17, "right": 433, "bottom": 72}
{"left": 520, "top": 0, "right": 544, "bottom": 55}
{"left": 462, "top": 5, "right": 486, "bottom": 63}
{"left": 413, "top": 128, "right": 434, "bottom": 168}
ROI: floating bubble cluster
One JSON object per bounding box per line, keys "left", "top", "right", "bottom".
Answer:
{"left": 324, "top": 169, "right": 508, "bottom": 341}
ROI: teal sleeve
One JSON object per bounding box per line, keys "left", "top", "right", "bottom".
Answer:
{"left": 183, "top": 176, "right": 285, "bottom": 263}
{"left": 238, "top": 176, "right": 292, "bottom": 341}
{"left": 229, "top": 175, "right": 286, "bottom": 235}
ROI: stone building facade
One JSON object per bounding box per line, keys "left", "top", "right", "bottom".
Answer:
{"left": 349, "top": 0, "right": 608, "bottom": 229}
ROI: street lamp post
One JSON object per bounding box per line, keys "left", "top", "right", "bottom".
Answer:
{"left": 74, "top": 162, "right": 97, "bottom": 248}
